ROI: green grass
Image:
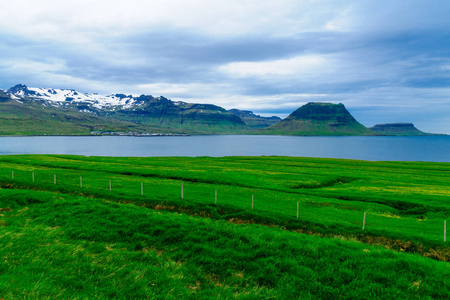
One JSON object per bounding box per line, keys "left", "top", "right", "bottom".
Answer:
{"left": 1, "top": 155, "right": 449, "bottom": 298}
{"left": 1, "top": 189, "right": 449, "bottom": 299}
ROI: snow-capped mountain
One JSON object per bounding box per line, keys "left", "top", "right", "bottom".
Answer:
{"left": 3, "top": 84, "right": 280, "bottom": 134}
{"left": 7, "top": 84, "right": 147, "bottom": 110}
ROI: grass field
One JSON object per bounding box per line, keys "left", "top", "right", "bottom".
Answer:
{"left": 0, "top": 155, "right": 449, "bottom": 298}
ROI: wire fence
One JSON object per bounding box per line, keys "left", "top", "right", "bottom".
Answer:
{"left": 2, "top": 167, "right": 448, "bottom": 243}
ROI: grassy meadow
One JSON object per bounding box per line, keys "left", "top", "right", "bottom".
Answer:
{"left": 0, "top": 155, "right": 449, "bottom": 298}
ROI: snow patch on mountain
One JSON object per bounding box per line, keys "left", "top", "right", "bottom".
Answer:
{"left": 7, "top": 84, "right": 145, "bottom": 110}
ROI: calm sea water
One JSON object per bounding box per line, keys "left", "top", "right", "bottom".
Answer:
{"left": 0, "top": 135, "right": 449, "bottom": 162}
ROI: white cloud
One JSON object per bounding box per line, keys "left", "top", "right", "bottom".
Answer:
{"left": 134, "top": 82, "right": 234, "bottom": 98}
{"left": 0, "top": 59, "right": 66, "bottom": 74}
{"left": 0, "top": 0, "right": 353, "bottom": 40}
{"left": 170, "top": 92, "right": 329, "bottom": 112}
{"left": 324, "top": 7, "right": 353, "bottom": 31}
{"left": 341, "top": 86, "right": 450, "bottom": 108}
{"left": 219, "top": 55, "right": 331, "bottom": 77}
{"left": 7, "top": 0, "right": 443, "bottom": 39}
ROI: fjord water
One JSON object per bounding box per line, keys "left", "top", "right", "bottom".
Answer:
{"left": 0, "top": 135, "right": 449, "bottom": 162}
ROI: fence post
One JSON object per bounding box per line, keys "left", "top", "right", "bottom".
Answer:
{"left": 445, "top": 220, "right": 447, "bottom": 242}
{"left": 32, "top": 172, "right": 35, "bottom": 182}
{"left": 362, "top": 212, "right": 366, "bottom": 230}
{"left": 181, "top": 182, "right": 184, "bottom": 199}
{"left": 297, "top": 202, "right": 299, "bottom": 219}
{"left": 252, "top": 195, "right": 254, "bottom": 210}
{"left": 109, "top": 180, "right": 112, "bottom": 191}
{"left": 80, "top": 176, "right": 83, "bottom": 188}
{"left": 141, "top": 182, "right": 143, "bottom": 195}
{"left": 12, "top": 170, "right": 14, "bottom": 179}
{"left": 215, "top": 190, "right": 217, "bottom": 204}
{"left": 54, "top": 174, "right": 56, "bottom": 185}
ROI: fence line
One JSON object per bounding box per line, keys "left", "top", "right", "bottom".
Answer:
{"left": 2, "top": 168, "right": 448, "bottom": 242}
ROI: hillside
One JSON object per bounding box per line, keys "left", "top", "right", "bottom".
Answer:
{"left": 5, "top": 85, "right": 250, "bottom": 134}
{"left": 262, "top": 102, "right": 374, "bottom": 135}
{"left": 0, "top": 155, "right": 449, "bottom": 298}
{"left": 107, "top": 96, "right": 248, "bottom": 134}
{"left": 369, "top": 123, "right": 430, "bottom": 135}
{"left": 228, "top": 109, "right": 281, "bottom": 129}
{"left": 0, "top": 92, "right": 162, "bottom": 135}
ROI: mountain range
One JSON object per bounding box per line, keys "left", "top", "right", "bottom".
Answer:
{"left": 2, "top": 84, "right": 279, "bottom": 135}
{"left": 0, "top": 84, "right": 438, "bottom": 136}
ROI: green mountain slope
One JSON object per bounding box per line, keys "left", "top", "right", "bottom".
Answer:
{"left": 262, "top": 102, "right": 374, "bottom": 135}
{"left": 0, "top": 93, "right": 159, "bottom": 135}
{"left": 107, "top": 96, "right": 249, "bottom": 134}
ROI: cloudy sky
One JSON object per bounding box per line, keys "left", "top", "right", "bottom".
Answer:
{"left": 1, "top": 0, "right": 449, "bottom": 133}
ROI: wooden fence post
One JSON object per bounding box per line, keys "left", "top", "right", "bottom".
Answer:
{"left": 141, "top": 182, "right": 143, "bottom": 195}
{"left": 54, "top": 174, "right": 56, "bottom": 185}
{"left": 297, "top": 202, "right": 299, "bottom": 219}
{"left": 80, "top": 176, "right": 83, "bottom": 188}
{"left": 215, "top": 190, "right": 217, "bottom": 204}
{"left": 445, "top": 220, "right": 447, "bottom": 242}
{"left": 181, "top": 182, "right": 184, "bottom": 199}
{"left": 32, "top": 172, "right": 34, "bottom": 182}
{"left": 362, "top": 212, "right": 366, "bottom": 230}
{"left": 109, "top": 180, "right": 112, "bottom": 191}
{"left": 252, "top": 195, "right": 254, "bottom": 210}
{"left": 12, "top": 170, "right": 14, "bottom": 179}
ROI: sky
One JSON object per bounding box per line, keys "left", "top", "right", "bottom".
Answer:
{"left": 0, "top": 0, "right": 449, "bottom": 134}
